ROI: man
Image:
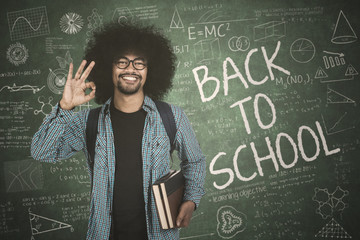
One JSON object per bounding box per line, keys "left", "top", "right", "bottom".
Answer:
{"left": 31, "top": 23, "right": 206, "bottom": 240}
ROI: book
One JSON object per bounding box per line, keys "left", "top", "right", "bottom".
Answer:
{"left": 152, "top": 170, "right": 185, "bottom": 229}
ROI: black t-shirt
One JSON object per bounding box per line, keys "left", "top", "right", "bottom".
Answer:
{"left": 110, "top": 102, "right": 148, "bottom": 240}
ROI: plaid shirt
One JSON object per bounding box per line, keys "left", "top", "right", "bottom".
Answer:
{"left": 31, "top": 96, "right": 206, "bottom": 240}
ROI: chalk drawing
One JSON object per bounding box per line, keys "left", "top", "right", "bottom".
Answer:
{"left": 0, "top": 84, "right": 44, "bottom": 94}
{"left": 290, "top": 38, "right": 315, "bottom": 63}
{"left": 321, "top": 113, "right": 355, "bottom": 135}
{"left": 320, "top": 64, "right": 358, "bottom": 83}
{"left": 6, "top": 42, "right": 29, "bottom": 66}
{"left": 331, "top": 10, "right": 357, "bottom": 44}
{"left": 29, "top": 209, "right": 73, "bottom": 239}
{"left": 7, "top": 6, "right": 50, "bottom": 41}
{"left": 228, "top": 36, "right": 250, "bottom": 52}
{"left": 315, "top": 218, "right": 352, "bottom": 238}
{"left": 59, "top": 12, "right": 84, "bottom": 34}
{"left": 170, "top": 6, "right": 184, "bottom": 29}
{"left": 112, "top": 7, "right": 133, "bottom": 24}
{"left": 216, "top": 205, "right": 247, "bottom": 239}
{"left": 4, "top": 160, "right": 43, "bottom": 192}
{"left": 312, "top": 186, "right": 349, "bottom": 219}
{"left": 194, "top": 38, "right": 221, "bottom": 64}
{"left": 34, "top": 96, "right": 54, "bottom": 117}
{"left": 327, "top": 86, "right": 356, "bottom": 105}
{"left": 254, "top": 21, "right": 286, "bottom": 42}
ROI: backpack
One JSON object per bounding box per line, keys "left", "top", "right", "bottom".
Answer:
{"left": 85, "top": 100, "right": 177, "bottom": 174}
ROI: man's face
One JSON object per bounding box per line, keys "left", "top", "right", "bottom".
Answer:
{"left": 112, "top": 53, "right": 148, "bottom": 96}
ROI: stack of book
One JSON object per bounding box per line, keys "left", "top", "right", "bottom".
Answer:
{"left": 152, "top": 170, "right": 185, "bottom": 229}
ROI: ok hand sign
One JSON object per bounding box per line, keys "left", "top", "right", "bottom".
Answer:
{"left": 59, "top": 60, "right": 96, "bottom": 110}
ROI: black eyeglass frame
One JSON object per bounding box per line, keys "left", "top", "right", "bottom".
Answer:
{"left": 114, "top": 57, "right": 147, "bottom": 70}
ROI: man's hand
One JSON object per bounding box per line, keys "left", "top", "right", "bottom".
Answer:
{"left": 176, "top": 201, "right": 196, "bottom": 228}
{"left": 59, "top": 60, "right": 96, "bottom": 110}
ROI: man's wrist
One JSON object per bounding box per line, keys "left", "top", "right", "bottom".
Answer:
{"left": 59, "top": 99, "right": 74, "bottom": 110}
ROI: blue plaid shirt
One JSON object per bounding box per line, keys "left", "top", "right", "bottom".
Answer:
{"left": 31, "top": 96, "right": 206, "bottom": 240}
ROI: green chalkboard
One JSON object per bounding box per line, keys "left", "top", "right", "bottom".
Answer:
{"left": 1, "top": 0, "right": 359, "bottom": 239}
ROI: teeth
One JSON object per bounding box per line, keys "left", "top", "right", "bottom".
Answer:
{"left": 122, "top": 76, "right": 137, "bottom": 81}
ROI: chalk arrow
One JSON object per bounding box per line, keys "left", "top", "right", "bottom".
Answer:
{"left": 323, "top": 51, "right": 345, "bottom": 57}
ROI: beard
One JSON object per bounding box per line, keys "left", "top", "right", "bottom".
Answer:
{"left": 116, "top": 73, "right": 143, "bottom": 95}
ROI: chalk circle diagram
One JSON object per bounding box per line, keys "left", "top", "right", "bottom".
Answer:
{"left": 6, "top": 42, "right": 29, "bottom": 66}
{"left": 47, "top": 68, "right": 68, "bottom": 94}
{"left": 47, "top": 51, "right": 73, "bottom": 94}
{"left": 59, "top": 12, "right": 84, "bottom": 34}
{"left": 290, "top": 38, "right": 316, "bottom": 63}
{"left": 216, "top": 205, "right": 247, "bottom": 239}
{"left": 228, "top": 36, "right": 250, "bottom": 52}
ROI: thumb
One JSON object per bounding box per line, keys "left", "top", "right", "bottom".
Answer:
{"left": 176, "top": 207, "right": 186, "bottom": 227}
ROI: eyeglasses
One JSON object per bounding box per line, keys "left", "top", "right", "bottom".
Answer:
{"left": 114, "top": 57, "right": 147, "bottom": 70}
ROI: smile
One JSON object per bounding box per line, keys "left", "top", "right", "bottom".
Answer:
{"left": 122, "top": 76, "right": 137, "bottom": 81}
{"left": 119, "top": 73, "right": 142, "bottom": 82}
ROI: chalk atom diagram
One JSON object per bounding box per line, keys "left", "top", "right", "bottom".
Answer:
{"left": 34, "top": 96, "right": 55, "bottom": 117}
{"left": 29, "top": 209, "right": 73, "bottom": 239}
{"left": 7, "top": 6, "right": 50, "bottom": 41}
{"left": 216, "top": 205, "right": 247, "bottom": 239}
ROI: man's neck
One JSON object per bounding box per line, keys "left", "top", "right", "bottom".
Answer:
{"left": 113, "top": 91, "right": 145, "bottom": 113}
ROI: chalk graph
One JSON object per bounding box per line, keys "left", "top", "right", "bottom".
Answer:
{"left": 7, "top": 6, "right": 50, "bottom": 41}
{"left": 4, "top": 160, "right": 44, "bottom": 193}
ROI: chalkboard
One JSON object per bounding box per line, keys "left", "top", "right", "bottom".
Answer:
{"left": 1, "top": 0, "right": 359, "bottom": 239}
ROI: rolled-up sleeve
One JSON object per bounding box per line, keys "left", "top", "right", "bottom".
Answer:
{"left": 31, "top": 103, "right": 87, "bottom": 163}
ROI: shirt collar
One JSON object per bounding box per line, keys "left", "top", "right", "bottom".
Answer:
{"left": 103, "top": 95, "right": 157, "bottom": 114}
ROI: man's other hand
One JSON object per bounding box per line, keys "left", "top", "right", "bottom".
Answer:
{"left": 176, "top": 201, "right": 196, "bottom": 228}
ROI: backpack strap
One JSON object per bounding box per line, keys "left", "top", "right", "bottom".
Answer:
{"left": 86, "top": 101, "right": 177, "bottom": 169}
{"left": 86, "top": 106, "right": 101, "bottom": 171}
{"left": 154, "top": 100, "right": 177, "bottom": 154}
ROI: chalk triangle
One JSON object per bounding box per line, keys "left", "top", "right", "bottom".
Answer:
{"left": 345, "top": 64, "right": 358, "bottom": 76}
{"left": 315, "top": 218, "right": 352, "bottom": 238}
{"left": 29, "top": 212, "right": 72, "bottom": 235}
{"left": 327, "top": 86, "right": 355, "bottom": 104}
{"left": 315, "top": 66, "right": 328, "bottom": 79}
{"left": 331, "top": 11, "right": 357, "bottom": 44}
{"left": 170, "top": 6, "right": 184, "bottom": 29}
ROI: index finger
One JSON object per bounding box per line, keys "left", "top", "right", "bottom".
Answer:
{"left": 67, "top": 62, "right": 74, "bottom": 80}
{"left": 74, "top": 60, "right": 88, "bottom": 79}
{"left": 80, "top": 61, "right": 95, "bottom": 81}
